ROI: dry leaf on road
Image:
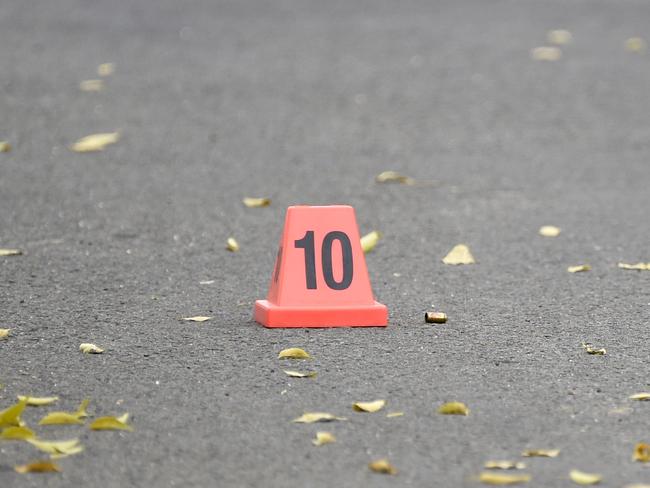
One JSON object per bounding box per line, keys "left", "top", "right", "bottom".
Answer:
{"left": 27, "top": 438, "right": 81, "bottom": 455}
{"left": 569, "top": 469, "right": 602, "bottom": 485}
{"left": 0, "top": 399, "right": 27, "bottom": 428}
{"left": 442, "top": 244, "right": 475, "bottom": 265}
{"left": 369, "top": 459, "right": 397, "bottom": 475}
{"left": 17, "top": 396, "right": 59, "bottom": 407}
{"left": 353, "top": 400, "right": 386, "bottom": 413}
{"left": 375, "top": 170, "right": 415, "bottom": 184}
{"left": 618, "top": 262, "right": 650, "bottom": 271}
{"left": 478, "top": 472, "right": 531, "bottom": 485}
{"left": 182, "top": 316, "right": 213, "bottom": 323}
{"left": 360, "top": 231, "right": 381, "bottom": 253}
{"left": 0, "top": 329, "right": 11, "bottom": 339}
{"left": 90, "top": 413, "right": 133, "bottom": 431}
{"left": 568, "top": 265, "right": 590, "bottom": 273}
{"left": 292, "top": 412, "right": 346, "bottom": 423}
{"left": 97, "top": 62, "right": 115, "bottom": 76}
{"left": 284, "top": 370, "right": 316, "bottom": 378}
{"left": 226, "top": 237, "right": 240, "bottom": 252}
{"left": 484, "top": 461, "right": 526, "bottom": 470}
{"left": 386, "top": 412, "right": 404, "bottom": 418}
{"left": 634, "top": 443, "right": 650, "bottom": 462}
{"left": 581, "top": 343, "right": 606, "bottom": 355}
{"left": 438, "top": 401, "right": 469, "bottom": 415}
{"left": 629, "top": 393, "right": 650, "bottom": 401}
{"left": 242, "top": 197, "right": 270, "bottom": 208}
{"left": 0, "top": 426, "right": 35, "bottom": 440}
{"left": 278, "top": 348, "right": 311, "bottom": 359}
{"left": 71, "top": 132, "right": 119, "bottom": 152}
{"left": 0, "top": 141, "right": 11, "bottom": 152}
{"left": 0, "top": 249, "right": 22, "bottom": 256}
{"left": 522, "top": 449, "right": 560, "bottom": 458}
{"left": 15, "top": 460, "right": 61, "bottom": 474}
{"left": 539, "top": 225, "right": 561, "bottom": 237}
{"left": 312, "top": 431, "right": 336, "bottom": 446}
{"left": 531, "top": 46, "right": 561, "bottom": 61}
{"left": 80, "top": 343, "right": 104, "bottom": 354}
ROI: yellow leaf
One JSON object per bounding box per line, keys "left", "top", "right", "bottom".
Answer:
{"left": 278, "top": 348, "right": 311, "bottom": 359}
{"left": 625, "top": 37, "right": 646, "bottom": 53}
{"left": 539, "top": 225, "right": 561, "bottom": 237}
{"left": 71, "top": 132, "right": 119, "bottom": 152}
{"left": 568, "top": 264, "right": 591, "bottom": 273}
{"left": 484, "top": 460, "right": 526, "bottom": 470}
{"left": 17, "top": 396, "right": 59, "bottom": 406}
{"left": 547, "top": 30, "right": 572, "bottom": 45}
{"left": 89, "top": 414, "right": 133, "bottom": 431}
{"left": 79, "top": 79, "right": 104, "bottom": 92}
{"left": 0, "top": 399, "right": 27, "bottom": 428}
{"left": 530, "top": 46, "right": 562, "bottom": 61}
{"left": 634, "top": 443, "right": 650, "bottom": 462}
{"left": 283, "top": 370, "right": 317, "bottom": 378}
{"left": 522, "top": 449, "right": 560, "bottom": 458}
{"left": 15, "top": 460, "right": 61, "bottom": 474}
{"left": 442, "top": 244, "right": 475, "bottom": 265}
{"left": 27, "top": 438, "right": 81, "bottom": 455}
{"left": 0, "top": 328, "right": 11, "bottom": 339}
{"left": 386, "top": 412, "right": 404, "bottom": 418}
{"left": 50, "top": 443, "right": 84, "bottom": 459}
{"left": 0, "top": 426, "right": 35, "bottom": 440}
{"left": 242, "top": 197, "right": 270, "bottom": 208}
{"left": 569, "top": 469, "right": 602, "bottom": 485}
{"left": 619, "top": 262, "right": 650, "bottom": 271}
{"left": 437, "top": 401, "right": 469, "bottom": 415}
{"left": 0, "top": 248, "right": 22, "bottom": 256}
{"left": 368, "top": 459, "right": 397, "bottom": 475}
{"left": 182, "top": 316, "right": 213, "bottom": 322}
{"left": 226, "top": 237, "right": 240, "bottom": 252}
{"left": 478, "top": 472, "right": 531, "bottom": 485}
{"left": 353, "top": 400, "right": 386, "bottom": 413}
{"left": 425, "top": 311, "right": 447, "bottom": 324}
{"left": 360, "top": 231, "right": 381, "bottom": 254}
{"left": 292, "top": 412, "right": 346, "bottom": 423}
{"left": 581, "top": 342, "right": 606, "bottom": 355}
{"left": 97, "top": 62, "right": 115, "bottom": 76}
{"left": 79, "top": 343, "right": 104, "bottom": 354}
{"left": 629, "top": 393, "right": 650, "bottom": 401}
{"left": 75, "top": 399, "right": 90, "bottom": 418}
{"left": 375, "top": 170, "right": 415, "bottom": 185}
{"left": 38, "top": 412, "right": 84, "bottom": 426}
{"left": 0, "top": 141, "right": 11, "bottom": 152}
{"left": 312, "top": 431, "right": 336, "bottom": 446}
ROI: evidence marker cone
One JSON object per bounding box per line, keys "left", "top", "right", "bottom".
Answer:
{"left": 254, "top": 205, "right": 388, "bottom": 328}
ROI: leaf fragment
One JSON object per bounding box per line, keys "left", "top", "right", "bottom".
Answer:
{"left": 71, "top": 132, "right": 119, "bottom": 152}
{"left": 27, "top": 438, "right": 81, "bottom": 455}
{"left": 368, "top": 459, "right": 397, "bottom": 475}
{"left": 278, "top": 348, "right": 311, "bottom": 359}
{"left": 581, "top": 342, "right": 606, "bottom": 355}
{"left": 539, "top": 225, "right": 561, "bottom": 237}
{"left": 438, "top": 401, "right": 469, "bottom": 415}
{"left": 618, "top": 262, "right": 650, "bottom": 271}
{"left": 97, "top": 62, "right": 115, "bottom": 76}
{"left": 478, "top": 472, "right": 531, "bottom": 485}
{"left": 50, "top": 443, "right": 84, "bottom": 459}
{"left": 569, "top": 469, "right": 602, "bottom": 485}
{"left": 17, "top": 396, "right": 59, "bottom": 407}
{"left": 360, "top": 231, "right": 381, "bottom": 254}
{"left": 312, "top": 431, "right": 336, "bottom": 446}
{"left": 292, "top": 412, "right": 346, "bottom": 423}
{"left": 0, "top": 141, "right": 11, "bottom": 152}
{"left": 547, "top": 30, "right": 572, "bottom": 45}
{"left": 0, "top": 248, "right": 22, "bottom": 256}
{"left": 242, "top": 197, "right": 270, "bottom": 208}
{"left": 38, "top": 412, "right": 84, "bottom": 426}
{"left": 75, "top": 399, "right": 90, "bottom": 418}
{"left": 484, "top": 460, "right": 526, "bottom": 470}
{"left": 568, "top": 264, "right": 590, "bottom": 273}
{"left": 79, "top": 79, "right": 104, "bottom": 92}
{"left": 630, "top": 393, "right": 650, "bottom": 401}
{"left": 522, "top": 449, "right": 560, "bottom": 458}
{"left": 226, "top": 237, "right": 240, "bottom": 252}
{"left": 375, "top": 171, "right": 415, "bottom": 185}
{"left": 182, "top": 316, "right": 213, "bottom": 322}
{"left": 386, "top": 411, "right": 404, "bottom": 418}
{"left": 0, "top": 328, "right": 11, "bottom": 339}
{"left": 89, "top": 414, "right": 133, "bottom": 431}
{"left": 531, "top": 46, "right": 562, "bottom": 61}
{"left": 625, "top": 37, "right": 646, "bottom": 53}
{"left": 0, "top": 399, "right": 27, "bottom": 428}
{"left": 0, "top": 426, "right": 35, "bottom": 440}
{"left": 425, "top": 311, "right": 447, "bottom": 324}
{"left": 79, "top": 343, "right": 104, "bottom": 354}
{"left": 442, "top": 244, "right": 475, "bottom": 265}
{"left": 15, "top": 460, "right": 61, "bottom": 474}
{"left": 353, "top": 399, "right": 386, "bottom": 413}
{"left": 284, "top": 370, "right": 317, "bottom": 378}
{"left": 634, "top": 443, "right": 650, "bottom": 462}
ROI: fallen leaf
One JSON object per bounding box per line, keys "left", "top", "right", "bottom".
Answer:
{"left": 97, "top": 62, "right": 115, "bottom": 76}
{"left": 15, "top": 460, "right": 61, "bottom": 474}
{"left": 360, "top": 231, "right": 381, "bottom": 253}
{"left": 71, "top": 132, "right": 119, "bottom": 152}
{"left": 0, "top": 328, "right": 10, "bottom": 339}
{"left": 375, "top": 171, "right": 415, "bottom": 185}
{"left": 630, "top": 393, "right": 650, "bottom": 401}
{"left": 38, "top": 399, "right": 89, "bottom": 425}
{"left": 478, "top": 472, "right": 531, "bottom": 485}
{"left": 79, "top": 79, "right": 104, "bottom": 92}
{"left": 353, "top": 400, "right": 386, "bottom": 413}
{"left": 369, "top": 459, "right": 397, "bottom": 475}
{"left": 531, "top": 46, "right": 562, "bottom": 61}
{"left": 386, "top": 412, "right": 404, "bottom": 418}
{"left": 182, "top": 316, "right": 213, "bottom": 322}
{"left": 547, "top": 30, "right": 572, "bottom": 45}
{"left": 75, "top": 399, "right": 90, "bottom": 418}
{"left": 625, "top": 37, "right": 646, "bottom": 53}
{"left": 284, "top": 370, "right": 317, "bottom": 378}
{"left": 634, "top": 443, "right": 650, "bottom": 462}
{"left": 425, "top": 311, "right": 447, "bottom": 324}
{"left": 312, "top": 431, "right": 336, "bottom": 446}
{"left": 618, "top": 262, "right": 650, "bottom": 271}
{"left": 568, "top": 264, "right": 591, "bottom": 273}
{"left": 242, "top": 197, "right": 270, "bottom": 208}
{"left": 0, "top": 399, "right": 27, "bottom": 428}
{"left": 199, "top": 280, "right": 215, "bottom": 285}
{"left": 79, "top": 343, "right": 104, "bottom": 354}
{"left": 438, "top": 401, "right": 469, "bottom": 415}
{"left": 50, "top": 444, "right": 84, "bottom": 459}
{"left": 17, "top": 396, "right": 59, "bottom": 407}
{"left": 581, "top": 342, "right": 606, "bottom": 355}
{"left": 0, "top": 426, "right": 35, "bottom": 440}
{"left": 0, "top": 248, "right": 22, "bottom": 256}
{"left": 27, "top": 438, "right": 81, "bottom": 455}
{"left": 292, "top": 412, "right": 346, "bottom": 423}
{"left": 442, "top": 244, "right": 475, "bottom": 265}
{"left": 569, "top": 469, "right": 602, "bottom": 485}
{"left": 522, "top": 449, "right": 560, "bottom": 458}
{"left": 0, "top": 141, "right": 11, "bottom": 152}
{"left": 278, "top": 348, "right": 311, "bottom": 359}
{"left": 484, "top": 461, "right": 526, "bottom": 470}
{"left": 539, "top": 225, "right": 561, "bottom": 237}
{"left": 226, "top": 237, "right": 240, "bottom": 252}
{"left": 89, "top": 413, "right": 133, "bottom": 431}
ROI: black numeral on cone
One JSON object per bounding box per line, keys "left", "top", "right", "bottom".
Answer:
{"left": 295, "top": 230, "right": 354, "bottom": 290}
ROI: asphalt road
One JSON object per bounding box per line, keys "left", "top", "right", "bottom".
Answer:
{"left": 1, "top": 0, "right": 650, "bottom": 486}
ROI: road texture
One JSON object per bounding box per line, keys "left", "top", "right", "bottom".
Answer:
{"left": 1, "top": 0, "right": 650, "bottom": 486}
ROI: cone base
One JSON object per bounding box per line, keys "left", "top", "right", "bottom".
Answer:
{"left": 254, "top": 300, "right": 388, "bottom": 328}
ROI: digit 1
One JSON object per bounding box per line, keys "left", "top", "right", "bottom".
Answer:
{"left": 321, "top": 231, "right": 353, "bottom": 290}
{"left": 294, "top": 231, "right": 317, "bottom": 289}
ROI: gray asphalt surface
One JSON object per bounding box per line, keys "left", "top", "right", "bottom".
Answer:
{"left": 1, "top": 0, "right": 650, "bottom": 486}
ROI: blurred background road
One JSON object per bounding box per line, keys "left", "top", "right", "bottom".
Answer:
{"left": 1, "top": 0, "right": 649, "bottom": 486}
